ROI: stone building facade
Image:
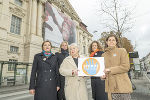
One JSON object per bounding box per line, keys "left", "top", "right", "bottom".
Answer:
{"left": 0, "top": 0, "right": 92, "bottom": 85}
{"left": 140, "top": 53, "right": 150, "bottom": 71}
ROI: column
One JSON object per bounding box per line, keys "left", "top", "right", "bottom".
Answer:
{"left": 30, "top": 0, "right": 37, "bottom": 35}
{"left": 36, "top": 0, "right": 43, "bottom": 36}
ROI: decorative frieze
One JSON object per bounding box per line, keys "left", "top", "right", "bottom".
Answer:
{"left": 9, "top": 7, "right": 25, "bottom": 17}
{"left": 22, "top": 0, "right": 29, "bottom": 2}
{"left": 38, "top": 0, "right": 47, "bottom": 4}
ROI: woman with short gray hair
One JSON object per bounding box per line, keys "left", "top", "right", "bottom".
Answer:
{"left": 59, "top": 43, "right": 88, "bottom": 100}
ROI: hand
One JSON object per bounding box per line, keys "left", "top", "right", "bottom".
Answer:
{"left": 72, "top": 70, "right": 78, "bottom": 75}
{"left": 57, "top": 87, "right": 60, "bottom": 91}
{"left": 100, "top": 75, "right": 106, "bottom": 80}
{"left": 29, "top": 89, "right": 35, "bottom": 95}
{"left": 84, "top": 59, "right": 98, "bottom": 75}
{"left": 104, "top": 69, "right": 111, "bottom": 74}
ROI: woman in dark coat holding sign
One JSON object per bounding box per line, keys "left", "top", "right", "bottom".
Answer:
{"left": 29, "top": 40, "right": 60, "bottom": 100}
{"left": 89, "top": 41, "right": 108, "bottom": 100}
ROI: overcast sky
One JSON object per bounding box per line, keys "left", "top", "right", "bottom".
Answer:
{"left": 69, "top": 0, "right": 150, "bottom": 58}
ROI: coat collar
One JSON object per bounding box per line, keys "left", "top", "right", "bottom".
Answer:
{"left": 38, "top": 52, "right": 54, "bottom": 62}
{"left": 105, "top": 46, "right": 117, "bottom": 52}
{"left": 67, "top": 56, "right": 78, "bottom": 68}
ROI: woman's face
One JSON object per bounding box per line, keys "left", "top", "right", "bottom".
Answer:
{"left": 43, "top": 42, "right": 51, "bottom": 52}
{"left": 92, "top": 43, "right": 98, "bottom": 51}
{"left": 106, "top": 36, "right": 117, "bottom": 47}
{"left": 70, "top": 45, "right": 78, "bottom": 57}
{"left": 61, "top": 42, "right": 68, "bottom": 50}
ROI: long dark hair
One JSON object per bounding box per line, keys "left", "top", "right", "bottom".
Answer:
{"left": 105, "top": 34, "right": 120, "bottom": 48}
{"left": 88, "top": 41, "right": 103, "bottom": 54}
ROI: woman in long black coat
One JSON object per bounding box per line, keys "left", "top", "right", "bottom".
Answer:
{"left": 29, "top": 40, "right": 60, "bottom": 100}
{"left": 89, "top": 41, "right": 108, "bottom": 100}
{"left": 55, "top": 41, "right": 69, "bottom": 100}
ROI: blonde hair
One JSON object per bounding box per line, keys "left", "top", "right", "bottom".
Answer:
{"left": 59, "top": 41, "right": 69, "bottom": 53}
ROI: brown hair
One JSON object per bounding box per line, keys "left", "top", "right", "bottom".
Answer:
{"left": 88, "top": 41, "right": 103, "bottom": 54}
{"left": 105, "top": 34, "right": 120, "bottom": 48}
{"left": 59, "top": 41, "right": 69, "bottom": 52}
{"left": 42, "top": 40, "right": 52, "bottom": 50}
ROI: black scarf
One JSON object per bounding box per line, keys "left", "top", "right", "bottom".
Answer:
{"left": 61, "top": 48, "right": 69, "bottom": 57}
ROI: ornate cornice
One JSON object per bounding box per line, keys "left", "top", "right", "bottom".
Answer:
{"left": 20, "top": 0, "right": 29, "bottom": 2}
{"left": 32, "top": 0, "right": 37, "bottom": 2}
{"left": 48, "top": 0, "right": 81, "bottom": 22}
{"left": 39, "top": 0, "right": 47, "bottom": 4}
{"left": 78, "top": 26, "right": 93, "bottom": 37}
{"left": 9, "top": 7, "right": 25, "bottom": 17}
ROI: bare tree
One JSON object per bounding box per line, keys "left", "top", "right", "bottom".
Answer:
{"left": 99, "top": 0, "right": 134, "bottom": 39}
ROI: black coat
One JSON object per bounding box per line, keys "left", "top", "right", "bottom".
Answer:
{"left": 29, "top": 52, "right": 60, "bottom": 100}
{"left": 55, "top": 50, "right": 69, "bottom": 100}
{"left": 91, "top": 51, "right": 108, "bottom": 100}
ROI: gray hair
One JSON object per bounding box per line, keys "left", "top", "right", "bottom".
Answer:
{"left": 69, "top": 43, "right": 80, "bottom": 52}
{"left": 69, "top": 43, "right": 80, "bottom": 53}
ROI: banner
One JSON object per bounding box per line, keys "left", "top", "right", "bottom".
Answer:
{"left": 78, "top": 57, "right": 105, "bottom": 76}
{"left": 44, "top": 2, "right": 76, "bottom": 47}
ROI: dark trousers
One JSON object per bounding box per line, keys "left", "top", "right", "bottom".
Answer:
{"left": 91, "top": 77, "right": 108, "bottom": 100}
{"left": 57, "top": 89, "right": 66, "bottom": 100}
{"left": 57, "top": 76, "right": 66, "bottom": 100}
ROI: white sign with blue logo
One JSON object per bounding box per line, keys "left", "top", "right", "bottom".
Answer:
{"left": 78, "top": 57, "right": 105, "bottom": 76}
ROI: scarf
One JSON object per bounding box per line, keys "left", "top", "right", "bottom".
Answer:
{"left": 61, "top": 48, "right": 69, "bottom": 57}
{"left": 42, "top": 50, "right": 52, "bottom": 57}
{"left": 89, "top": 49, "right": 100, "bottom": 57}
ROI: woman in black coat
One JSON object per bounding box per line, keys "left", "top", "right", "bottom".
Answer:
{"left": 55, "top": 41, "right": 69, "bottom": 100}
{"left": 89, "top": 41, "right": 108, "bottom": 100}
{"left": 29, "top": 40, "right": 60, "bottom": 100}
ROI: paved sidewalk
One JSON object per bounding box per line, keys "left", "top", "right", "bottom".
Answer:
{"left": 131, "top": 73, "right": 150, "bottom": 100}
{"left": 0, "top": 84, "right": 32, "bottom": 100}
{"left": 0, "top": 73, "right": 150, "bottom": 100}
{"left": 0, "top": 84, "right": 29, "bottom": 93}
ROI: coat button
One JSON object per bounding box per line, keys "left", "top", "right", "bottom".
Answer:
{"left": 50, "top": 78, "right": 52, "bottom": 80}
{"left": 50, "top": 70, "right": 51, "bottom": 72}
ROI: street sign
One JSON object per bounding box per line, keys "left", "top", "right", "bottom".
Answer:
{"left": 129, "top": 52, "right": 139, "bottom": 58}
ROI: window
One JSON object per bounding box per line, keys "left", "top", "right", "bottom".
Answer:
{"left": 15, "top": 0, "right": 22, "bottom": 6}
{"left": 83, "top": 46, "right": 86, "bottom": 54}
{"left": 8, "top": 59, "right": 18, "bottom": 71}
{"left": 10, "top": 15, "right": 22, "bottom": 34}
{"left": 10, "top": 46, "right": 19, "bottom": 53}
{"left": 83, "top": 37, "right": 85, "bottom": 41}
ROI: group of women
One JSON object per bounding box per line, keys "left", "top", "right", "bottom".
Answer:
{"left": 29, "top": 34, "right": 133, "bottom": 100}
